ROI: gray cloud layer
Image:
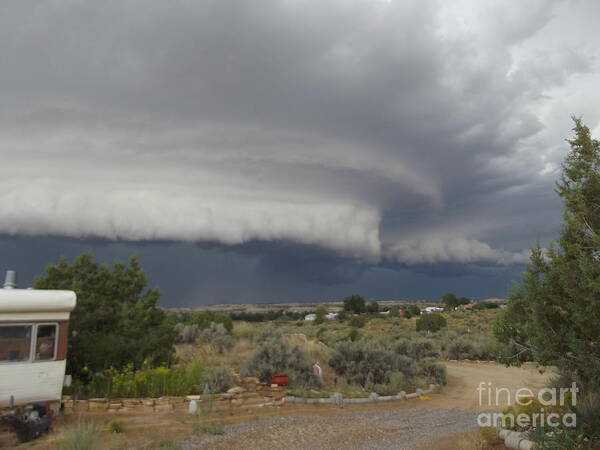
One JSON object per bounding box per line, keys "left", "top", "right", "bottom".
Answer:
{"left": 1, "top": 0, "right": 599, "bottom": 270}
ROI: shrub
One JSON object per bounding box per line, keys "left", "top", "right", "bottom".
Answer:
{"left": 416, "top": 313, "right": 447, "bottom": 332}
{"left": 241, "top": 338, "right": 318, "bottom": 386}
{"left": 254, "top": 325, "right": 283, "bottom": 342}
{"left": 329, "top": 340, "right": 398, "bottom": 387}
{"left": 415, "top": 358, "right": 447, "bottom": 385}
{"left": 329, "top": 339, "right": 446, "bottom": 394}
{"left": 395, "top": 339, "right": 439, "bottom": 359}
{"left": 175, "top": 324, "right": 200, "bottom": 344}
{"left": 198, "top": 323, "right": 235, "bottom": 353}
{"left": 446, "top": 337, "right": 478, "bottom": 360}
{"left": 445, "top": 335, "right": 499, "bottom": 361}
{"left": 200, "top": 365, "right": 234, "bottom": 394}
{"left": 106, "top": 418, "right": 126, "bottom": 434}
{"left": 366, "top": 371, "right": 407, "bottom": 396}
{"left": 349, "top": 315, "right": 368, "bottom": 328}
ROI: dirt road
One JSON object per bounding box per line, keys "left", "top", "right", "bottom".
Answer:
{"left": 183, "top": 361, "right": 551, "bottom": 449}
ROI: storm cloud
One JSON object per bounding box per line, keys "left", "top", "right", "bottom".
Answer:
{"left": 1, "top": 0, "right": 599, "bottom": 303}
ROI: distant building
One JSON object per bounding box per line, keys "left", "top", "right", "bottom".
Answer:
{"left": 424, "top": 306, "right": 444, "bottom": 313}
{"left": 379, "top": 310, "right": 390, "bottom": 315}
{"left": 304, "top": 313, "right": 317, "bottom": 321}
{"left": 325, "top": 312, "right": 338, "bottom": 320}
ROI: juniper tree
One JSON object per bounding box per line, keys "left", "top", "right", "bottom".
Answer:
{"left": 495, "top": 118, "right": 600, "bottom": 388}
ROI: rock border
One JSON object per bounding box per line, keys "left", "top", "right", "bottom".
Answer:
{"left": 497, "top": 429, "right": 536, "bottom": 450}
{"left": 284, "top": 384, "right": 439, "bottom": 406}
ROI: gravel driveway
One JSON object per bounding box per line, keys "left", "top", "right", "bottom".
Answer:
{"left": 182, "top": 407, "right": 479, "bottom": 449}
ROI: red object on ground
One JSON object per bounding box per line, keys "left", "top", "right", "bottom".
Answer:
{"left": 271, "top": 374, "right": 288, "bottom": 386}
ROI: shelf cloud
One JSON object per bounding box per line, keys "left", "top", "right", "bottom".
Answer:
{"left": 0, "top": 0, "right": 599, "bottom": 298}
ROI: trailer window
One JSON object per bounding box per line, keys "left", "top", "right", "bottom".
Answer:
{"left": 0, "top": 325, "right": 32, "bottom": 362}
{"left": 35, "top": 324, "right": 57, "bottom": 361}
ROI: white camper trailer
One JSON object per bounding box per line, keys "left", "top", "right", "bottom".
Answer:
{"left": 0, "top": 271, "right": 76, "bottom": 442}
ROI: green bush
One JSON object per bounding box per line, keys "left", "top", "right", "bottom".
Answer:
{"left": 416, "top": 313, "right": 447, "bottom": 332}
{"left": 241, "top": 337, "right": 318, "bottom": 386}
{"left": 87, "top": 361, "right": 203, "bottom": 398}
{"left": 200, "top": 365, "right": 234, "bottom": 394}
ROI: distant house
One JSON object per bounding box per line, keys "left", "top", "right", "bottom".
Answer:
{"left": 399, "top": 310, "right": 409, "bottom": 318}
{"left": 424, "top": 306, "right": 444, "bottom": 313}
{"left": 304, "top": 313, "right": 317, "bottom": 321}
{"left": 325, "top": 312, "right": 339, "bottom": 320}
{"left": 379, "top": 310, "right": 390, "bottom": 316}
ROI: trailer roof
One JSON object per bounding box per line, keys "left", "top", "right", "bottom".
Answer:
{"left": 0, "top": 289, "right": 76, "bottom": 314}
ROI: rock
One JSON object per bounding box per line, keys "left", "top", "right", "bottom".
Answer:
{"left": 226, "top": 386, "right": 246, "bottom": 395}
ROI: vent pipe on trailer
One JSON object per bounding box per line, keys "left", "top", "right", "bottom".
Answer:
{"left": 3, "top": 270, "right": 17, "bottom": 289}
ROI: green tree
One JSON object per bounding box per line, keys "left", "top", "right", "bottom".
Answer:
{"left": 495, "top": 118, "right": 600, "bottom": 388}
{"left": 315, "top": 305, "right": 327, "bottom": 324}
{"left": 343, "top": 294, "right": 366, "bottom": 314}
{"left": 366, "top": 300, "right": 379, "bottom": 314}
{"left": 416, "top": 313, "right": 447, "bottom": 333}
{"left": 442, "top": 293, "right": 470, "bottom": 310}
{"left": 34, "top": 253, "right": 175, "bottom": 379}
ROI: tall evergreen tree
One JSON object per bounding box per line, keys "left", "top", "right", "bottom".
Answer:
{"left": 495, "top": 118, "right": 600, "bottom": 387}
{"left": 35, "top": 253, "right": 176, "bottom": 379}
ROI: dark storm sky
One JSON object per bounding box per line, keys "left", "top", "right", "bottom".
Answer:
{"left": 0, "top": 1, "right": 599, "bottom": 306}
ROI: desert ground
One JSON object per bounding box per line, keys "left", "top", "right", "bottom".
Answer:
{"left": 19, "top": 360, "right": 551, "bottom": 450}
